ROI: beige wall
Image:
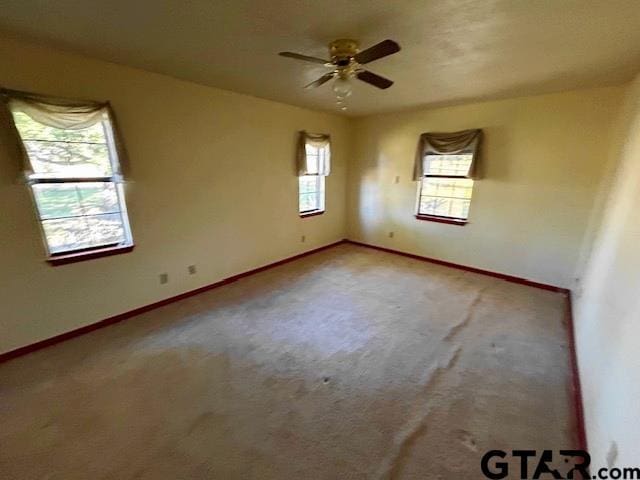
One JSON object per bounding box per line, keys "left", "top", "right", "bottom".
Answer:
{"left": 347, "top": 87, "right": 624, "bottom": 288}
{"left": 574, "top": 75, "right": 640, "bottom": 469}
{"left": 0, "top": 37, "right": 350, "bottom": 354}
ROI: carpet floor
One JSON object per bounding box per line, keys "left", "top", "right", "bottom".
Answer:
{"left": 0, "top": 244, "right": 577, "bottom": 479}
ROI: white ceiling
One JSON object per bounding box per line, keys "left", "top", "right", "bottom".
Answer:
{"left": 1, "top": 0, "right": 639, "bottom": 116}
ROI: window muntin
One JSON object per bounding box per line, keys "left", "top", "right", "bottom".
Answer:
{"left": 418, "top": 153, "right": 474, "bottom": 221}
{"left": 298, "top": 143, "right": 327, "bottom": 214}
{"left": 12, "top": 111, "right": 132, "bottom": 255}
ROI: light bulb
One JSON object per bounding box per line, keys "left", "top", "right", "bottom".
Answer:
{"left": 332, "top": 76, "right": 352, "bottom": 98}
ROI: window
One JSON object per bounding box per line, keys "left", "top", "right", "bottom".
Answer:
{"left": 299, "top": 174, "right": 325, "bottom": 214}
{"left": 417, "top": 153, "right": 475, "bottom": 224}
{"left": 298, "top": 142, "right": 327, "bottom": 216}
{"left": 11, "top": 109, "right": 133, "bottom": 260}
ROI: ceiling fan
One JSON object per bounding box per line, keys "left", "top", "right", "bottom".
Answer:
{"left": 279, "top": 39, "right": 400, "bottom": 106}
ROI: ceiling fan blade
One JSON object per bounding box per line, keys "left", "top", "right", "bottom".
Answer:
{"left": 304, "top": 72, "right": 336, "bottom": 89}
{"left": 353, "top": 39, "right": 400, "bottom": 64}
{"left": 279, "top": 51, "right": 330, "bottom": 64}
{"left": 356, "top": 70, "right": 394, "bottom": 89}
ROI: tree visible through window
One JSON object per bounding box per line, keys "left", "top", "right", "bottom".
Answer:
{"left": 417, "top": 154, "right": 475, "bottom": 221}
{"left": 298, "top": 143, "right": 326, "bottom": 214}
{"left": 12, "top": 111, "right": 132, "bottom": 256}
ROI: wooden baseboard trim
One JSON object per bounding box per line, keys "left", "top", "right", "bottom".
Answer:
{"left": 564, "top": 291, "right": 589, "bottom": 452}
{"left": 344, "top": 239, "right": 569, "bottom": 293}
{"left": 0, "top": 239, "right": 347, "bottom": 363}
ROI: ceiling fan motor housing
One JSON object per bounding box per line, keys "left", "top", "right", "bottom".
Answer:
{"left": 329, "top": 39, "right": 359, "bottom": 66}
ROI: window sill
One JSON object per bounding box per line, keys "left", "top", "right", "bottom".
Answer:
{"left": 47, "top": 244, "right": 135, "bottom": 266}
{"left": 415, "top": 214, "right": 468, "bottom": 226}
{"left": 299, "top": 210, "right": 325, "bottom": 218}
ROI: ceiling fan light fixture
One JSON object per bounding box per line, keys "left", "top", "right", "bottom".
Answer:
{"left": 279, "top": 38, "right": 400, "bottom": 110}
{"left": 332, "top": 76, "right": 353, "bottom": 98}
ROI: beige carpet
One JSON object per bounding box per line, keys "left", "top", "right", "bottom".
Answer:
{"left": 0, "top": 244, "right": 576, "bottom": 479}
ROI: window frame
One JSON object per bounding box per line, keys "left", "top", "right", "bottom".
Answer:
{"left": 298, "top": 142, "right": 327, "bottom": 218}
{"left": 415, "top": 154, "right": 474, "bottom": 226}
{"left": 16, "top": 112, "right": 134, "bottom": 264}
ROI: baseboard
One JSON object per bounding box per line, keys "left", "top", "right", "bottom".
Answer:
{"left": 564, "top": 292, "right": 589, "bottom": 452}
{"left": 344, "top": 239, "right": 569, "bottom": 293}
{"left": 0, "top": 239, "right": 347, "bottom": 363}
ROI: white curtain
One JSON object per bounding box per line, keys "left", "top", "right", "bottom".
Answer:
{"left": 0, "top": 88, "right": 130, "bottom": 179}
{"left": 296, "top": 131, "right": 331, "bottom": 176}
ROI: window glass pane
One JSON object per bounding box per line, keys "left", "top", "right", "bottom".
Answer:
{"left": 425, "top": 153, "right": 473, "bottom": 176}
{"left": 12, "top": 112, "right": 112, "bottom": 177}
{"left": 299, "top": 175, "right": 318, "bottom": 194}
{"left": 42, "top": 213, "right": 125, "bottom": 254}
{"left": 299, "top": 192, "right": 317, "bottom": 212}
{"left": 42, "top": 217, "right": 94, "bottom": 253}
{"left": 304, "top": 143, "right": 329, "bottom": 175}
{"left": 32, "top": 183, "right": 120, "bottom": 220}
{"left": 85, "top": 213, "right": 126, "bottom": 246}
{"left": 307, "top": 158, "right": 319, "bottom": 174}
{"left": 23, "top": 140, "right": 111, "bottom": 177}
{"left": 305, "top": 151, "right": 320, "bottom": 174}
{"left": 418, "top": 177, "right": 474, "bottom": 219}
{"left": 420, "top": 197, "right": 450, "bottom": 217}
{"left": 298, "top": 175, "right": 324, "bottom": 213}
{"left": 32, "top": 183, "right": 83, "bottom": 220}
{"left": 33, "top": 182, "right": 126, "bottom": 253}
{"left": 77, "top": 183, "right": 120, "bottom": 215}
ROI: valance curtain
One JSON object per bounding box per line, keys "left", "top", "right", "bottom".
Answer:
{"left": 412, "top": 129, "right": 482, "bottom": 180}
{"left": 296, "top": 131, "right": 331, "bottom": 176}
{"left": 0, "top": 88, "right": 130, "bottom": 180}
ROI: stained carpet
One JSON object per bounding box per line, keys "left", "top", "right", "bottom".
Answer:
{"left": 0, "top": 244, "right": 576, "bottom": 479}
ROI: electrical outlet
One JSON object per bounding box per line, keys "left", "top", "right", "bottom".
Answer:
{"left": 301, "top": 235, "right": 306, "bottom": 243}
{"left": 159, "top": 273, "right": 169, "bottom": 284}
{"left": 388, "top": 231, "right": 394, "bottom": 238}
{"left": 188, "top": 265, "right": 197, "bottom": 275}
